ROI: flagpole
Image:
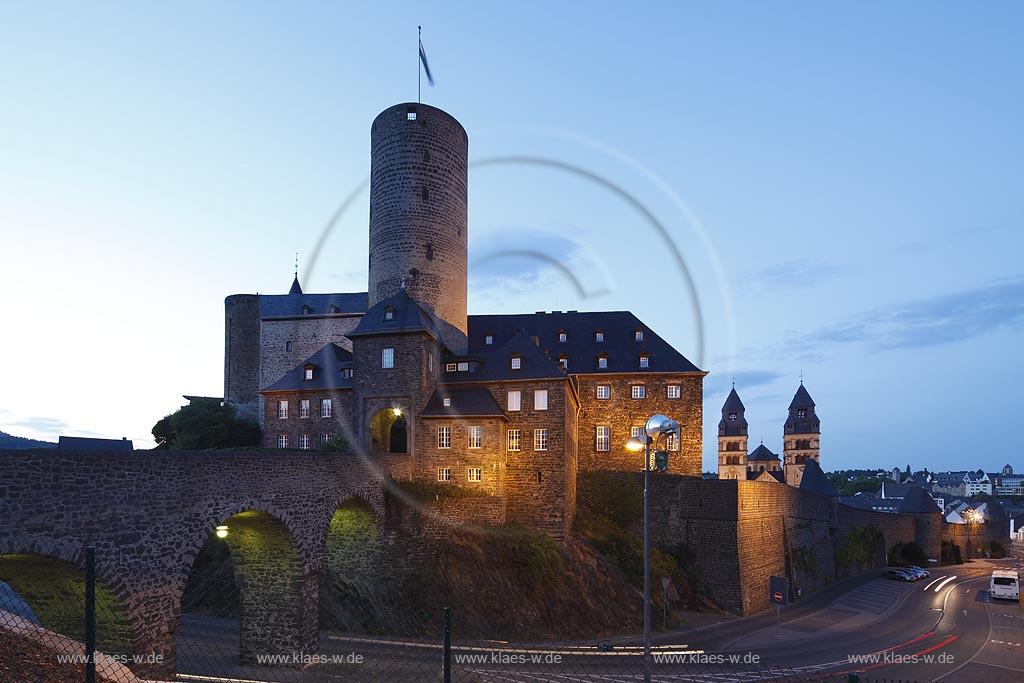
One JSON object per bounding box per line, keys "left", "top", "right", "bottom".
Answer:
{"left": 418, "top": 25, "right": 421, "bottom": 103}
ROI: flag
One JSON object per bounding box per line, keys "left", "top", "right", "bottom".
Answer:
{"left": 419, "top": 38, "right": 435, "bottom": 86}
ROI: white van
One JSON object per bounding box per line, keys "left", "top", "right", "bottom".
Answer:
{"left": 990, "top": 570, "right": 1020, "bottom": 601}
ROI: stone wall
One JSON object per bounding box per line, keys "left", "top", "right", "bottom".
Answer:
{"left": 944, "top": 520, "right": 1012, "bottom": 560}
{"left": 261, "top": 388, "right": 357, "bottom": 450}
{"left": 224, "top": 294, "right": 261, "bottom": 421}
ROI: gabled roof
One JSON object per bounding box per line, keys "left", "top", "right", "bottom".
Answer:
{"left": 748, "top": 444, "right": 779, "bottom": 461}
{"left": 723, "top": 387, "right": 745, "bottom": 411}
{"left": 441, "top": 329, "right": 567, "bottom": 383}
{"left": 262, "top": 343, "right": 353, "bottom": 393}
{"left": 465, "top": 310, "right": 702, "bottom": 374}
{"left": 421, "top": 386, "right": 507, "bottom": 418}
{"left": 57, "top": 436, "right": 133, "bottom": 451}
{"left": 748, "top": 469, "right": 785, "bottom": 483}
{"left": 259, "top": 292, "right": 367, "bottom": 319}
{"left": 799, "top": 458, "right": 839, "bottom": 497}
{"left": 347, "top": 288, "right": 443, "bottom": 342}
{"left": 897, "top": 486, "right": 940, "bottom": 514}
{"left": 789, "top": 383, "right": 815, "bottom": 409}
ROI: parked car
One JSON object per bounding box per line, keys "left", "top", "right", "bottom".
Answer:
{"left": 907, "top": 565, "right": 930, "bottom": 577}
{"left": 883, "top": 569, "right": 916, "bottom": 582}
{"left": 902, "top": 566, "right": 928, "bottom": 579}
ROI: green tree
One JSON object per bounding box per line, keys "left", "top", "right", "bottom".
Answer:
{"left": 152, "top": 401, "right": 260, "bottom": 450}
{"left": 319, "top": 433, "right": 351, "bottom": 453}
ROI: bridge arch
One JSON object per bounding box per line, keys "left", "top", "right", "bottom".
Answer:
{"left": 178, "top": 507, "right": 318, "bottom": 668}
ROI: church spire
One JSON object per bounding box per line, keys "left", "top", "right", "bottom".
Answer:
{"left": 289, "top": 254, "right": 303, "bottom": 295}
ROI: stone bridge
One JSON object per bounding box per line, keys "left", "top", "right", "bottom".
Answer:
{"left": 0, "top": 449, "right": 412, "bottom": 679}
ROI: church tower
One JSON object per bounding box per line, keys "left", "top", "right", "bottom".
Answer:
{"left": 718, "top": 387, "right": 749, "bottom": 481}
{"left": 783, "top": 383, "right": 820, "bottom": 487}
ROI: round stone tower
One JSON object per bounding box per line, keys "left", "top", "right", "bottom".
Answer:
{"left": 368, "top": 102, "right": 468, "bottom": 353}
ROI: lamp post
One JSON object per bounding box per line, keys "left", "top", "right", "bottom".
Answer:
{"left": 626, "top": 413, "right": 680, "bottom": 683}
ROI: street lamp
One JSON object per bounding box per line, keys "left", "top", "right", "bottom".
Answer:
{"left": 625, "top": 413, "right": 680, "bottom": 683}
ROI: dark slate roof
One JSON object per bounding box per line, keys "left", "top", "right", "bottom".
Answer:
{"left": 465, "top": 310, "right": 702, "bottom": 374}
{"left": 789, "top": 384, "right": 815, "bottom": 409}
{"left": 965, "top": 470, "right": 989, "bottom": 482}
{"left": 748, "top": 444, "right": 780, "bottom": 461}
{"left": 441, "top": 329, "right": 567, "bottom": 383}
{"left": 799, "top": 459, "right": 838, "bottom": 496}
{"left": 719, "top": 388, "right": 748, "bottom": 435}
{"left": 422, "top": 386, "right": 507, "bottom": 418}
{"left": 347, "top": 288, "right": 443, "bottom": 342}
{"left": 259, "top": 292, "right": 368, "bottom": 319}
{"left": 840, "top": 497, "right": 872, "bottom": 510}
{"left": 932, "top": 471, "right": 968, "bottom": 486}
{"left": 881, "top": 482, "right": 918, "bottom": 499}
{"left": 57, "top": 436, "right": 133, "bottom": 451}
{"left": 897, "top": 486, "right": 940, "bottom": 514}
{"left": 262, "top": 343, "right": 353, "bottom": 393}
{"left": 982, "top": 501, "right": 1009, "bottom": 522}
{"left": 289, "top": 274, "right": 303, "bottom": 295}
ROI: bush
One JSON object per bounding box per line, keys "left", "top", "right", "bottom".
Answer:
{"left": 888, "top": 541, "right": 928, "bottom": 567}
{"left": 319, "top": 433, "right": 351, "bottom": 452}
{"left": 941, "top": 540, "right": 964, "bottom": 565}
{"left": 152, "top": 401, "right": 260, "bottom": 450}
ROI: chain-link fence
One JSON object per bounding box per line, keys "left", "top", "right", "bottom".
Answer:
{"left": 0, "top": 546, "right": 962, "bottom": 683}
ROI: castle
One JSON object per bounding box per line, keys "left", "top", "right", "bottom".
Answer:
{"left": 716, "top": 383, "right": 821, "bottom": 486}
{"left": 223, "top": 103, "right": 706, "bottom": 539}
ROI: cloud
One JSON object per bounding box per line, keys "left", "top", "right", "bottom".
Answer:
{"left": 705, "top": 370, "right": 785, "bottom": 398}
{"left": 743, "top": 259, "right": 843, "bottom": 289}
{"left": 796, "top": 275, "right": 1024, "bottom": 351}
{"left": 7, "top": 416, "right": 69, "bottom": 437}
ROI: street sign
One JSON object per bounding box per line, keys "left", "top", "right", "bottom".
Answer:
{"left": 769, "top": 576, "right": 789, "bottom": 606}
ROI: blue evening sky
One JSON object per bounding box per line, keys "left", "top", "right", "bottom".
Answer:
{"left": 1, "top": 2, "right": 1021, "bottom": 472}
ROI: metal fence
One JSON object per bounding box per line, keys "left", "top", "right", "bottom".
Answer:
{"left": 0, "top": 547, "right": 953, "bottom": 683}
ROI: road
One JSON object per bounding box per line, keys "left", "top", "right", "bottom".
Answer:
{"left": 173, "top": 561, "right": 1023, "bottom": 683}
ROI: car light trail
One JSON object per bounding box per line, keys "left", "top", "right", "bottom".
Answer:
{"left": 933, "top": 575, "right": 958, "bottom": 593}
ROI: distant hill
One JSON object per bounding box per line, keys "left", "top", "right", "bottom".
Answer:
{"left": 0, "top": 431, "right": 57, "bottom": 449}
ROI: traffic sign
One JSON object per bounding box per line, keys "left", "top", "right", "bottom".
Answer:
{"left": 769, "top": 576, "right": 789, "bottom": 606}
{"left": 774, "top": 591, "right": 783, "bottom": 602}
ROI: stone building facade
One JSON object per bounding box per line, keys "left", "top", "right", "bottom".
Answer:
{"left": 224, "top": 102, "right": 705, "bottom": 539}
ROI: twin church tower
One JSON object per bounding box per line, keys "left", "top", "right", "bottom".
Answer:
{"left": 717, "top": 383, "right": 821, "bottom": 486}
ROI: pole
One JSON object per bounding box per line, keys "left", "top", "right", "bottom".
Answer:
{"left": 643, "top": 437, "right": 651, "bottom": 683}
{"left": 418, "top": 26, "right": 422, "bottom": 104}
{"left": 85, "top": 547, "right": 96, "bottom": 683}
{"left": 442, "top": 606, "right": 451, "bottom": 683}
{"left": 775, "top": 604, "right": 780, "bottom": 637}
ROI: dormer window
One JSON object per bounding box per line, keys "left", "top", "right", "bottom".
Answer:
{"left": 485, "top": 334, "right": 494, "bottom": 345}
{"left": 558, "top": 356, "right": 569, "bottom": 370}
{"left": 558, "top": 330, "right": 568, "bottom": 343}
{"left": 597, "top": 355, "right": 608, "bottom": 369}
{"left": 595, "top": 331, "right": 604, "bottom": 342}
{"left": 446, "top": 363, "right": 457, "bottom": 372}
{"left": 304, "top": 365, "right": 314, "bottom": 381}
{"left": 634, "top": 329, "right": 644, "bottom": 342}
{"left": 301, "top": 305, "right": 312, "bottom": 315}
{"left": 443, "top": 397, "right": 451, "bottom": 407}
{"left": 510, "top": 355, "right": 521, "bottom": 370}
{"left": 639, "top": 355, "right": 650, "bottom": 368}
{"left": 384, "top": 307, "right": 395, "bottom": 321}
{"left": 328, "top": 304, "right": 338, "bottom": 314}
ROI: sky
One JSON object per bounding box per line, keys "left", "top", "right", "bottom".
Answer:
{"left": 1, "top": 2, "right": 1021, "bottom": 472}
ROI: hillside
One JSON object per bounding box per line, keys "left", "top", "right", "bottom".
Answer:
{"left": 0, "top": 431, "right": 56, "bottom": 449}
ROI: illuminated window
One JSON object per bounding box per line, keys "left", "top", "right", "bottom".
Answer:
{"left": 298, "top": 434, "right": 310, "bottom": 450}
{"left": 446, "top": 362, "right": 457, "bottom": 372}
{"left": 277, "top": 400, "right": 288, "bottom": 419}
{"left": 507, "top": 390, "right": 521, "bottom": 412}
{"left": 666, "top": 432, "right": 679, "bottom": 451}
{"left": 468, "top": 426, "right": 482, "bottom": 449}
{"left": 596, "top": 426, "right": 610, "bottom": 451}
{"left": 299, "top": 400, "right": 310, "bottom": 418}
{"left": 468, "top": 467, "right": 482, "bottom": 482}
{"left": 632, "top": 385, "right": 646, "bottom": 399}
{"left": 437, "top": 426, "right": 451, "bottom": 449}
{"left": 534, "top": 389, "right": 548, "bottom": 411}
{"left": 534, "top": 429, "right": 548, "bottom": 451}
{"left": 277, "top": 434, "right": 288, "bottom": 449}
{"left": 507, "top": 429, "right": 521, "bottom": 452}
{"left": 596, "top": 385, "right": 610, "bottom": 399}
{"left": 320, "top": 398, "right": 332, "bottom": 418}
{"left": 382, "top": 347, "right": 394, "bottom": 368}
{"left": 667, "top": 385, "right": 681, "bottom": 399}
{"left": 437, "top": 467, "right": 451, "bottom": 482}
